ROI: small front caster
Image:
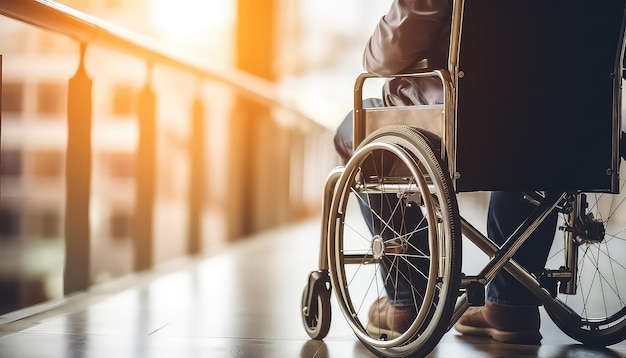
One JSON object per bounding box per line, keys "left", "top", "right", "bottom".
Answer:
{"left": 301, "top": 270, "right": 332, "bottom": 340}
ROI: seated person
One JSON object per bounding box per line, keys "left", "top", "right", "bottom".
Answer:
{"left": 333, "top": 0, "right": 560, "bottom": 344}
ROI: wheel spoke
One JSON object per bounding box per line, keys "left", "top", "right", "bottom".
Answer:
{"left": 546, "top": 175, "right": 626, "bottom": 344}
{"left": 328, "top": 127, "right": 460, "bottom": 355}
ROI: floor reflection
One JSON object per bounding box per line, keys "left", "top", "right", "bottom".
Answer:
{"left": 1, "top": 219, "right": 626, "bottom": 357}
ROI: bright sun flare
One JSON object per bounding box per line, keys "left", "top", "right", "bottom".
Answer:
{"left": 149, "top": 0, "right": 235, "bottom": 44}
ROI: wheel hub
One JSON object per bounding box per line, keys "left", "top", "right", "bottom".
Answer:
{"left": 372, "top": 235, "right": 385, "bottom": 260}
{"left": 575, "top": 213, "right": 605, "bottom": 244}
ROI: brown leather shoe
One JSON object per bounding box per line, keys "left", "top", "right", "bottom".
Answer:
{"left": 454, "top": 302, "right": 542, "bottom": 344}
{"left": 366, "top": 297, "right": 417, "bottom": 339}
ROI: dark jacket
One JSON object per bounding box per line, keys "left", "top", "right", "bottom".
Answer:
{"left": 363, "top": 0, "right": 452, "bottom": 106}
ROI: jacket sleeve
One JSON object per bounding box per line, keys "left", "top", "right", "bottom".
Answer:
{"left": 363, "top": 0, "right": 451, "bottom": 76}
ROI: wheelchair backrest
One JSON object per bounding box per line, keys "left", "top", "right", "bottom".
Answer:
{"left": 453, "top": 0, "right": 626, "bottom": 192}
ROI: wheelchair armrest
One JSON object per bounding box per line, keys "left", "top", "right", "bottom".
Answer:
{"left": 352, "top": 64, "right": 454, "bottom": 168}
{"left": 354, "top": 60, "right": 446, "bottom": 111}
{"left": 355, "top": 59, "right": 433, "bottom": 84}
{"left": 354, "top": 58, "right": 442, "bottom": 93}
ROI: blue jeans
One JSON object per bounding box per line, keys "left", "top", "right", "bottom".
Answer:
{"left": 334, "top": 100, "right": 558, "bottom": 307}
{"left": 356, "top": 192, "right": 429, "bottom": 306}
{"left": 486, "top": 191, "right": 558, "bottom": 306}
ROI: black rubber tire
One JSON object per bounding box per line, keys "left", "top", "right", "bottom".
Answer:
{"left": 301, "top": 283, "right": 332, "bottom": 340}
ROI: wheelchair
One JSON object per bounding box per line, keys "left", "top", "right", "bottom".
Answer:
{"left": 300, "top": 1, "right": 626, "bottom": 357}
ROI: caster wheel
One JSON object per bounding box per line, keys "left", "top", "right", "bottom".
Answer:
{"left": 301, "top": 273, "right": 331, "bottom": 340}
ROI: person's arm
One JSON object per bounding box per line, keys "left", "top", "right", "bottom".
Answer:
{"left": 363, "top": 0, "right": 451, "bottom": 76}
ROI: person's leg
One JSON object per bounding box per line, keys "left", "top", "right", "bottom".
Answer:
{"left": 334, "top": 99, "right": 428, "bottom": 307}
{"left": 361, "top": 184, "right": 428, "bottom": 338}
{"left": 359, "top": 193, "right": 429, "bottom": 306}
{"left": 333, "top": 98, "right": 383, "bottom": 164}
{"left": 486, "top": 191, "right": 558, "bottom": 306}
{"left": 455, "top": 191, "right": 558, "bottom": 344}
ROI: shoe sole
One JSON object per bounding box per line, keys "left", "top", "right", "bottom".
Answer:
{"left": 454, "top": 321, "right": 542, "bottom": 344}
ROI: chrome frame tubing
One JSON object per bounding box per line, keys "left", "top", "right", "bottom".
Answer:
{"left": 562, "top": 194, "right": 581, "bottom": 295}
{"left": 318, "top": 167, "right": 344, "bottom": 271}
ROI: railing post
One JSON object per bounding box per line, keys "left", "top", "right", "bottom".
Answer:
{"left": 226, "top": 97, "right": 259, "bottom": 238}
{"left": 228, "top": 0, "right": 276, "bottom": 239}
{"left": 64, "top": 43, "right": 92, "bottom": 295}
{"left": 187, "top": 96, "right": 204, "bottom": 254}
{"left": 1, "top": 54, "right": 2, "bottom": 143}
{"left": 133, "top": 68, "right": 156, "bottom": 271}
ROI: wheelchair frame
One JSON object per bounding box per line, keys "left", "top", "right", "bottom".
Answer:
{"left": 301, "top": 1, "right": 626, "bottom": 357}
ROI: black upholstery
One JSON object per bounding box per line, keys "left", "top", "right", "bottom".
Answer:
{"left": 454, "top": 0, "right": 626, "bottom": 192}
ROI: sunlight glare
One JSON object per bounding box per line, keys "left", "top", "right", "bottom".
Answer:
{"left": 149, "top": 0, "right": 235, "bottom": 44}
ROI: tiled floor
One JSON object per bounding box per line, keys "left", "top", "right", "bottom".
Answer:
{"left": 1, "top": 218, "right": 626, "bottom": 357}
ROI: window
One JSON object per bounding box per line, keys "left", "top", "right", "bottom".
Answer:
{"left": 23, "top": 208, "right": 62, "bottom": 239}
{"left": 33, "top": 150, "right": 64, "bottom": 178}
{"left": 37, "top": 83, "right": 66, "bottom": 116}
{"left": 106, "top": 152, "right": 135, "bottom": 178}
{"left": 3, "top": 82, "right": 24, "bottom": 114}
{"left": 38, "top": 209, "right": 61, "bottom": 239}
{"left": 110, "top": 211, "right": 131, "bottom": 240}
{"left": 0, "top": 207, "right": 20, "bottom": 239}
{"left": 1, "top": 150, "right": 22, "bottom": 176}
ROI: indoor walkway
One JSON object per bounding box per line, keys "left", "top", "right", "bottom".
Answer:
{"left": 1, "top": 218, "right": 626, "bottom": 358}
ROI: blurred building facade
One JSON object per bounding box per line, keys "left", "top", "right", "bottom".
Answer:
{"left": 1, "top": 0, "right": 149, "bottom": 314}
{"left": 0, "top": 0, "right": 388, "bottom": 315}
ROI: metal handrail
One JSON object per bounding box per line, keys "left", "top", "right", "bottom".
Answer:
{"left": 0, "top": 0, "right": 303, "bottom": 116}
{"left": 0, "top": 0, "right": 331, "bottom": 296}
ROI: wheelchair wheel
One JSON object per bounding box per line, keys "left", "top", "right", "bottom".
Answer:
{"left": 328, "top": 126, "right": 461, "bottom": 357}
{"left": 544, "top": 167, "right": 626, "bottom": 346}
{"left": 301, "top": 276, "right": 332, "bottom": 340}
